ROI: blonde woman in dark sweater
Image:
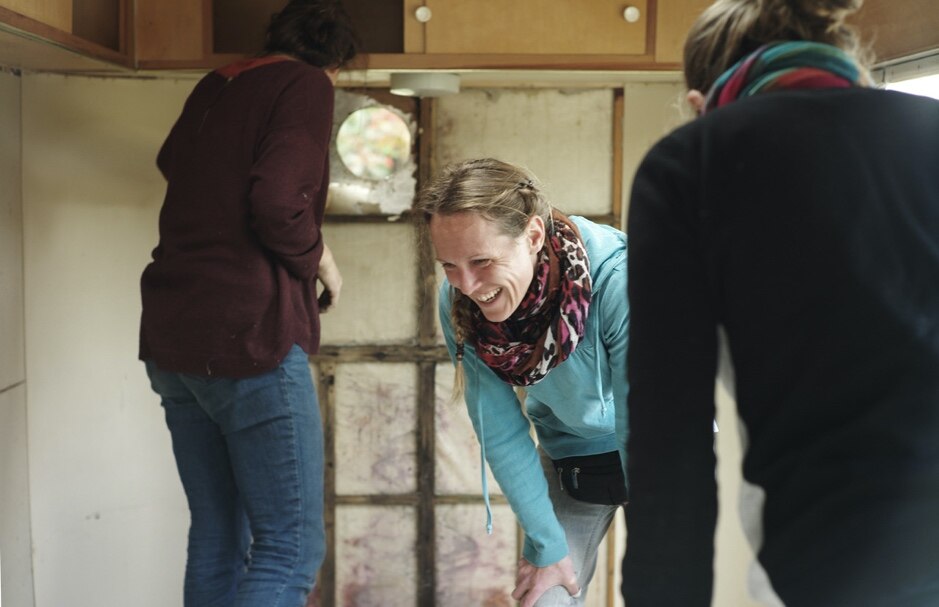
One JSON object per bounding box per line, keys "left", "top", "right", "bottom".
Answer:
{"left": 623, "top": 0, "right": 939, "bottom": 605}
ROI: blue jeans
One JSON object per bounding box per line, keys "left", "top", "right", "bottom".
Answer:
{"left": 146, "top": 345, "right": 325, "bottom": 607}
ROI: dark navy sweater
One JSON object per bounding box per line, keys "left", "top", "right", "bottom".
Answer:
{"left": 623, "top": 88, "right": 939, "bottom": 606}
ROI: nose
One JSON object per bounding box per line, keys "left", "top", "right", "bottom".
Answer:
{"left": 452, "top": 266, "right": 482, "bottom": 295}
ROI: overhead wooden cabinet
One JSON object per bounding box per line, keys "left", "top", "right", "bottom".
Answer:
{"left": 0, "top": 0, "right": 130, "bottom": 69}
{"left": 655, "top": 0, "right": 712, "bottom": 64}
{"left": 405, "top": 0, "right": 648, "bottom": 55}
{"left": 1, "top": 0, "right": 72, "bottom": 32}
{"left": 135, "top": 0, "right": 204, "bottom": 64}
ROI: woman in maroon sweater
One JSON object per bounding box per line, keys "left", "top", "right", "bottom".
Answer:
{"left": 139, "top": 2, "right": 357, "bottom": 605}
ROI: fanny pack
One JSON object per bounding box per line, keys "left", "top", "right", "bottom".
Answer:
{"left": 552, "top": 450, "right": 628, "bottom": 506}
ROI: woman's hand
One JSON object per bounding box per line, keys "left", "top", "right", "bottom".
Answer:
{"left": 512, "top": 556, "right": 580, "bottom": 607}
{"left": 317, "top": 244, "right": 342, "bottom": 312}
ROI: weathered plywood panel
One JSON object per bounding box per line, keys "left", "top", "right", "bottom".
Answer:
{"left": 319, "top": 223, "right": 418, "bottom": 345}
{"left": 335, "top": 505, "right": 418, "bottom": 605}
{"left": 435, "top": 503, "right": 516, "bottom": 605}
{"left": 434, "top": 364, "right": 503, "bottom": 496}
{"left": 335, "top": 362, "right": 417, "bottom": 495}
{"left": 435, "top": 89, "right": 614, "bottom": 217}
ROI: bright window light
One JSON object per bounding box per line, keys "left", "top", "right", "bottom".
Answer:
{"left": 885, "top": 73, "right": 939, "bottom": 100}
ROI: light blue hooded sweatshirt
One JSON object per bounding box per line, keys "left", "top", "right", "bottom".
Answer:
{"left": 439, "top": 215, "right": 629, "bottom": 567}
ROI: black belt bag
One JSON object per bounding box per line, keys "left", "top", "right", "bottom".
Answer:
{"left": 552, "top": 451, "right": 628, "bottom": 506}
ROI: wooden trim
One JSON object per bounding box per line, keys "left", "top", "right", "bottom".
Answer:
{"left": 137, "top": 52, "right": 683, "bottom": 73}
{"left": 0, "top": 7, "right": 132, "bottom": 68}
{"left": 362, "top": 52, "right": 665, "bottom": 71}
{"left": 202, "top": 0, "right": 213, "bottom": 58}
{"left": 645, "top": 0, "right": 657, "bottom": 57}
{"left": 312, "top": 344, "right": 449, "bottom": 363}
{"left": 417, "top": 362, "right": 436, "bottom": 607}
{"left": 120, "top": 0, "right": 131, "bottom": 58}
{"left": 315, "top": 362, "right": 338, "bottom": 607}
{"left": 611, "top": 88, "right": 624, "bottom": 229}
{"left": 416, "top": 97, "right": 437, "bottom": 345}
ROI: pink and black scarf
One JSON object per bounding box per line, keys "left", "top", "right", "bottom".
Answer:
{"left": 470, "top": 212, "right": 591, "bottom": 386}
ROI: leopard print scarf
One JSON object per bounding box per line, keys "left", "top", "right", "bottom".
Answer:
{"left": 472, "top": 212, "right": 591, "bottom": 386}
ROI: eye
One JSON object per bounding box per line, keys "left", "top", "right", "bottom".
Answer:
{"left": 439, "top": 262, "right": 455, "bottom": 272}
{"left": 472, "top": 258, "right": 491, "bottom": 267}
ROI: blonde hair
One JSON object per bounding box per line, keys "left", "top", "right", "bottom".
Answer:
{"left": 684, "top": 0, "right": 870, "bottom": 93}
{"left": 413, "top": 158, "right": 553, "bottom": 397}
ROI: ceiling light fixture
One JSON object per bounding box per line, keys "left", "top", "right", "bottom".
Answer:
{"left": 389, "top": 72, "right": 460, "bottom": 97}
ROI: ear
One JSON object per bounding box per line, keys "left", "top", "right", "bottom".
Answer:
{"left": 526, "top": 215, "right": 547, "bottom": 253}
{"left": 686, "top": 89, "right": 706, "bottom": 115}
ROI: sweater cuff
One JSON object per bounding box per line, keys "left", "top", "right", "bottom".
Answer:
{"left": 522, "top": 533, "right": 569, "bottom": 567}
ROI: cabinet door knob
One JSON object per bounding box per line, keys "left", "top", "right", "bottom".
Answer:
{"left": 415, "top": 6, "right": 432, "bottom": 22}
{"left": 623, "top": 6, "right": 641, "bottom": 22}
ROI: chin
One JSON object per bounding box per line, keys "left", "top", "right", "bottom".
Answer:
{"left": 478, "top": 307, "right": 512, "bottom": 323}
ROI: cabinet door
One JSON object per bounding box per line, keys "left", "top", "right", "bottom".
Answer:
{"left": 135, "top": 0, "right": 204, "bottom": 63}
{"left": 0, "top": 0, "right": 72, "bottom": 32}
{"left": 852, "top": 0, "right": 939, "bottom": 63}
{"left": 417, "top": 0, "right": 648, "bottom": 55}
{"left": 655, "top": 0, "right": 711, "bottom": 64}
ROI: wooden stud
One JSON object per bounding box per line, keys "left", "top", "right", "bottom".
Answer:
{"left": 612, "top": 88, "right": 625, "bottom": 230}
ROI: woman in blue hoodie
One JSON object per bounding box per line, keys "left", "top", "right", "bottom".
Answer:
{"left": 414, "top": 158, "right": 629, "bottom": 607}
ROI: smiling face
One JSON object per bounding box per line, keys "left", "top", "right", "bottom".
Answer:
{"left": 429, "top": 211, "right": 546, "bottom": 323}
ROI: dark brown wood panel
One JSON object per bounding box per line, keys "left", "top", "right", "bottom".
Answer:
{"left": 72, "top": 0, "right": 121, "bottom": 51}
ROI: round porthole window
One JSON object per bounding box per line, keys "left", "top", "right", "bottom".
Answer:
{"left": 336, "top": 107, "right": 411, "bottom": 181}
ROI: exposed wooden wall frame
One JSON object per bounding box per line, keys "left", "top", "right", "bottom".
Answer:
{"left": 415, "top": 95, "right": 438, "bottom": 607}
{"left": 307, "top": 86, "right": 630, "bottom": 605}
{"left": 311, "top": 361, "right": 338, "bottom": 607}
{"left": 612, "top": 88, "right": 625, "bottom": 230}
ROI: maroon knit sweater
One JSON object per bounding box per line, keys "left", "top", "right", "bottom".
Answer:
{"left": 139, "top": 57, "right": 332, "bottom": 377}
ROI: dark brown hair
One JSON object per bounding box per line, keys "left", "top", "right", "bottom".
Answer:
{"left": 264, "top": 0, "right": 359, "bottom": 68}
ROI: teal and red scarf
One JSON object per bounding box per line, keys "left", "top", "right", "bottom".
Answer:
{"left": 705, "top": 41, "right": 863, "bottom": 113}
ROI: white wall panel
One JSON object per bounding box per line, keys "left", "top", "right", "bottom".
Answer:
{"left": 0, "top": 385, "right": 35, "bottom": 607}
{"left": 621, "top": 81, "right": 688, "bottom": 223}
{"left": 435, "top": 89, "right": 614, "bottom": 217}
{"left": 22, "top": 73, "right": 193, "bottom": 607}
{"left": 0, "top": 69, "right": 24, "bottom": 389}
